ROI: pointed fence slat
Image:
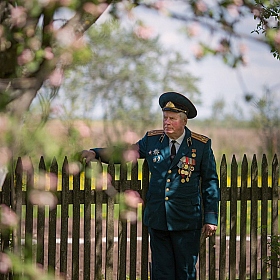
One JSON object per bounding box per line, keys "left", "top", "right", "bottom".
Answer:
{"left": 25, "top": 160, "right": 34, "bottom": 260}
{"left": 48, "top": 158, "right": 58, "bottom": 271}
{"left": 105, "top": 162, "right": 115, "bottom": 280}
{"left": 129, "top": 162, "right": 139, "bottom": 280}
{"left": 271, "top": 154, "right": 279, "bottom": 279}
{"left": 250, "top": 155, "right": 258, "bottom": 279}
{"left": 60, "top": 157, "right": 69, "bottom": 275}
{"left": 0, "top": 154, "right": 279, "bottom": 280}
{"left": 239, "top": 155, "right": 248, "bottom": 280}
{"left": 229, "top": 155, "right": 238, "bottom": 280}
{"left": 219, "top": 154, "right": 227, "bottom": 279}
{"left": 118, "top": 162, "right": 128, "bottom": 280}
{"left": 261, "top": 154, "right": 268, "bottom": 279}
{"left": 72, "top": 169, "right": 80, "bottom": 279}
{"left": 37, "top": 157, "right": 46, "bottom": 266}
{"left": 141, "top": 159, "right": 150, "bottom": 280}
{"left": 14, "top": 158, "right": 23, "bottom": 256}
{"left": 83, "top": 163, "right": 92, "bottom": 280}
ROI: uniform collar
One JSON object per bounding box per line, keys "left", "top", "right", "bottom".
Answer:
{"left": 169, "top": 129, "right": 185, "bottom": 145}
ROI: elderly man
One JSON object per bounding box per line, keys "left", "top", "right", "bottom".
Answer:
{"left": 81, "top": 91, "right": 220, "bottom": 280}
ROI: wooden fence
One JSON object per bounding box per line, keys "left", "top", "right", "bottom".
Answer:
{"left": 0, "top": 154, "right": 279, "bottom": 279}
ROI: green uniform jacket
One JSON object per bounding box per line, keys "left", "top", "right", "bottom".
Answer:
{"left": 93, "top": 127, "right": 219, "bottom": 231}
{"left": 137, "top": 127, "right": 219, "bottom": 231}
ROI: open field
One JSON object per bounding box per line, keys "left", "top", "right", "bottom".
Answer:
{"left": 45, "top": 119, "right": 265, "bottom": 162}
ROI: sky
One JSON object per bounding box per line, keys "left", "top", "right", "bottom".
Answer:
{"left": 122, "top": 4, "right": 280, "bottom": 120}
{"left": 51, "top": 3, "right": 280, "bottom": 121}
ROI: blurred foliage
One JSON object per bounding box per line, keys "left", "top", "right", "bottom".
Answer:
{"left": 245, "top": 84, "right": 280, "bottom": 158}
{"left": 61, "top": 20, "right": 200, "bottom": 136}
{"left": 156, "top": 0, "right": 280, "bottom": 65}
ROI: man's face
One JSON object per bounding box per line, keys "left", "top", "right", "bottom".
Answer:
{"left": 163, "top": 111, "right": 187, "bottom": 139}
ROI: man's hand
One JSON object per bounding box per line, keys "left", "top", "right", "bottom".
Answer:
{"left": 202, "top": 224, "right": 217, "bottom": 237}
{"left": 80, "top": 150, "right": 97, "bottom": 163}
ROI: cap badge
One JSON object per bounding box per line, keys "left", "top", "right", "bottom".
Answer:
{"left": 165, "top": 101, "right": 175, "bottom": 109}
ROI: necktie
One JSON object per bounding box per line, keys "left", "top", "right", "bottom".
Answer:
{"left": 170, "top": 140, "right": 176, "bottom": 161}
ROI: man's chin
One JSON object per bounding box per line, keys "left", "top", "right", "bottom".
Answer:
{"left": 164, "top": 130, "right": 173, "bottom": 137}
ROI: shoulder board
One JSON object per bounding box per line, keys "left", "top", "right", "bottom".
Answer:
{"left": 147, "top": 130, "right": 164, "bottom": 137}
{"left": 191, "top": 131, "right": 209, "bottom": 144}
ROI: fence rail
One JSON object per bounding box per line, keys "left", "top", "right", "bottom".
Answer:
{"left": 0, "top": 154, "right": 279, "bottom": 279}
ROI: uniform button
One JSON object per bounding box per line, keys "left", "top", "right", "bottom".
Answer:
{"left": 168, "top": 170, "right": 172, "bottom": 174}
{"left": 165, "top": 197, "right": 169, "bottom": 201}
{"left": 167, "top": 179, "right": 170, "bottom": 182}
{"left": 166, "top": 188, "right": 170, "bottom": 192}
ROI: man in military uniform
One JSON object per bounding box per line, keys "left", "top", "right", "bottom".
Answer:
{"left": 81, "top": 91, "right": 219, "bottom": 280}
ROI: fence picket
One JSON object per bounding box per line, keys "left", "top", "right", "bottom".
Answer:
{"left": 129, "top": 162, "right": 139, "bottom": 280}
{"left": 239, "top": 155, "right": 248, "bottom": 280}
{"left": 261, "top": 154, "right": 268, "bottom": 279}
{"left": 271, "top": 154, "right": 279, "bottom": 279}
{"left": 250, "top": 155, "right": 258, "bottom": 279}
{"left": 37, "top": 156, "right": 46, "bottom": 266}
{"left": 118, "top": 162, "right": 128, "bottom": 280}
{"left": 72, "top": 168, "right": 80, "bottom": 279}
{"left": 229, "top": 155, "right": 238, "bottom": 280}
{"left": 60, "top": 157, "right": 69, "bottom": 276}
{"left": 25, "top": 159, "right": 34, "bottom": 261}
{"left": 105, "top": 161, "right": 115, "bottom": 280}
{"left": 219, "top": 154, "right": 227, "bottom": 279}
{"left": 141, "top": 160, "right": 149, "bottom": 280}
{"left": 48, "top": 158, "right": 58, "bottom": 271}
{"left": 14, "top": 158, "right": 23, "bottom": 256}
{"left": 83, "top": 163, "right": 92, "bottom": 280}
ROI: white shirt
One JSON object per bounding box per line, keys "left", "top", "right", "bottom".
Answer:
{"left": 169, "top": 130, "right": 185, "bottom": 153}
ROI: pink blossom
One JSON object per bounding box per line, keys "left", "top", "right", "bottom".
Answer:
{"left": 123, "top": 149, "right": 139, "bottom": 163}
{"left": 21, "top": 156, "right": 33, "bottom": 173}
{"left": 195, "top": 1, "right": 207, "bottom": 13}
{"left": 0, "top": 147, "right": 12, "bottom": 167}
{"left": 187, "top": 23, "right": 200, "bottom": 37}
{"left": 0, "top": 253, "right": 12, "bottom": 274}
{"left": 233, "top": 0, "right": 243, "bottom": 6}
{"left": 10, "top": 6, "right": 27, "bottom": 28}
{"left": 227, "top": 5, "right": 239, "bottom": 18}
{"left": 252, "top": 8, "right": 260, "bottom": 17}
{"left": 36, "top": 172, "right": 58, "bottom": 191}
{"left": 0, "top": 204, "right": 18, "bottom": 230}
{"left": 192, "top": 44, "right": 204, "bottom": 59}
{"left": 123, "top": 131, "right": 139, "bottom": 144}
{"left": 120, "top": 210, "right": 137, "bottom": 223}
{"left": 135, "top": 26, "right": 155, "bottom": 40}
{"left": 67, "top": 162, "right": 82, "bottom": 175}
{"left": 29, "top": 190, "right": 58, "bottom": 210}
{"left": 17, "top": 49, "right": 34, "bottom": 66}
{"left": 77, "top": 123, "right": 91, "bottom": 138}
{"left": 239, "top": 43, "right": 248, "bottom": 54}
{"left": 124, "top": 190, "right": 143, "bottom": 209}
{"left": 55, "top": 27, "right": 75, "bottom": 47}
{"left": 44, "top": 47, "right": 54, "bottom": 60}
{"left": 49, "top": 68, "right": 64, "bottom": 87}
{"left": 83, "top": 3, "right": 108, "bottom": 16}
